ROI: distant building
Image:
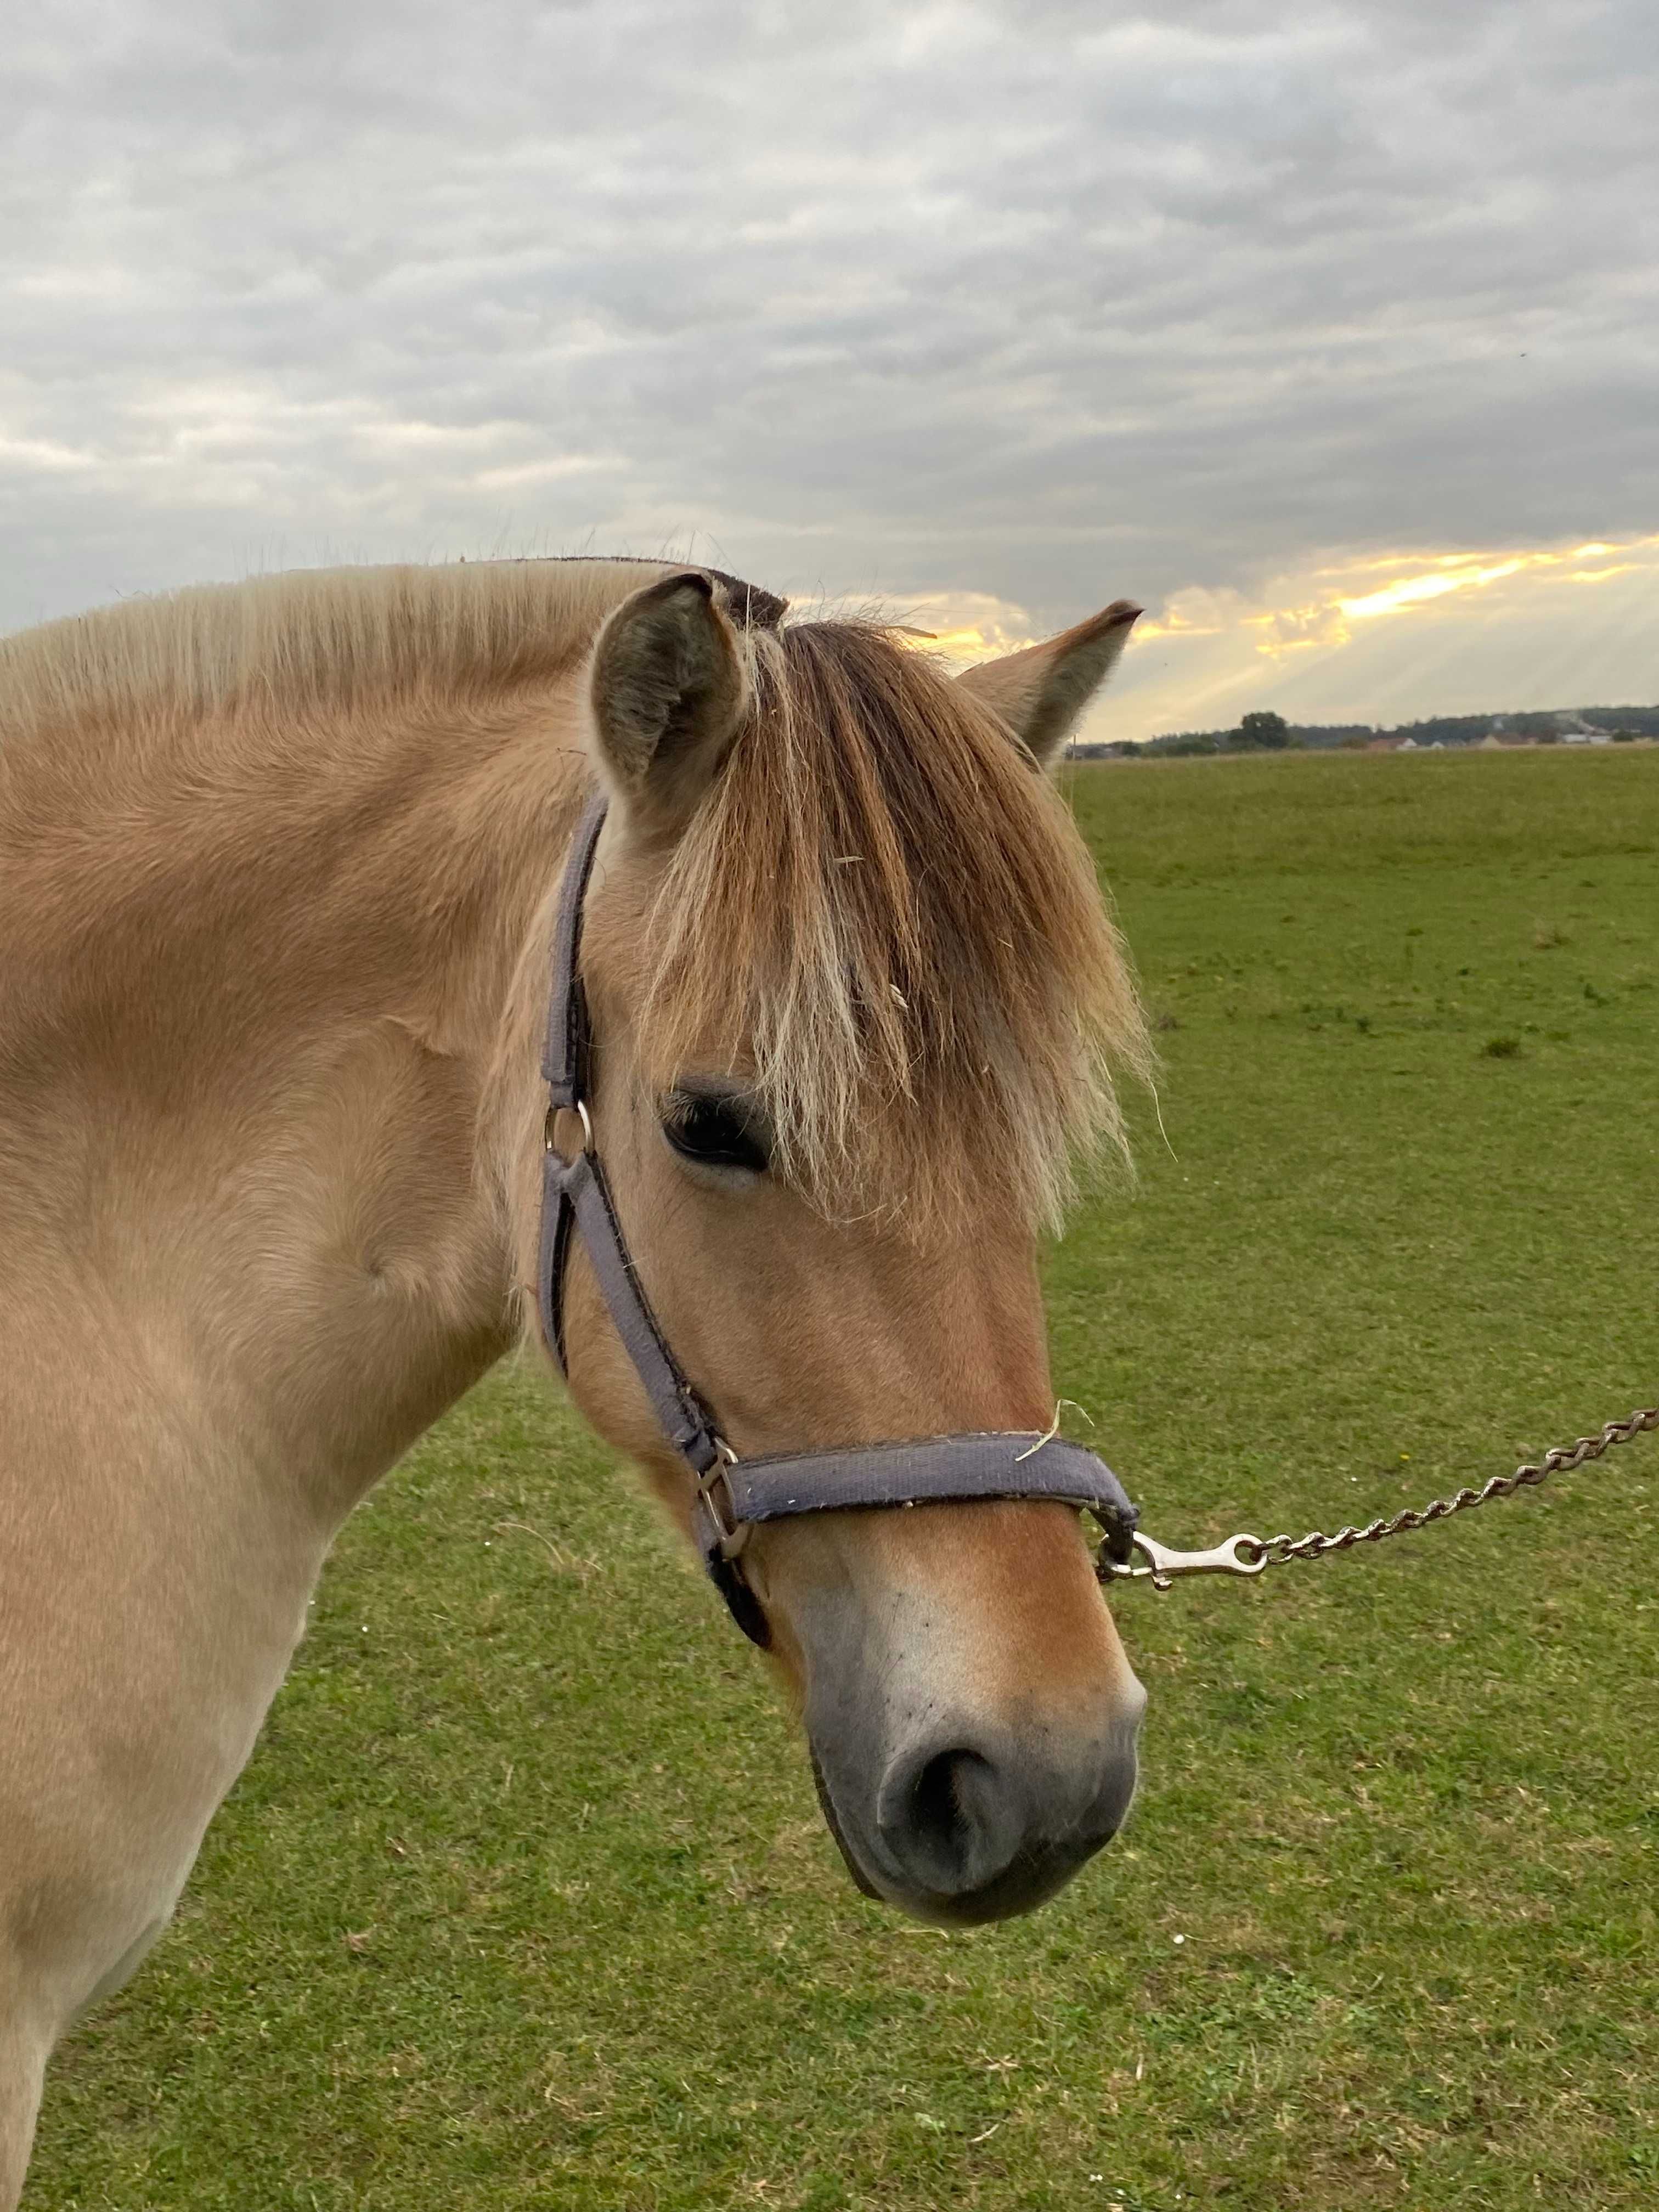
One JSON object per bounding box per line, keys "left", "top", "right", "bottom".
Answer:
{"left": 1555, "top": 711, "right": 1610, "bottom": 745}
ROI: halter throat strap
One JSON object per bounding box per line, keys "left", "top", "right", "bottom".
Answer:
{"left": 536, "top": 794, "right": 1138, "bottom": 1646}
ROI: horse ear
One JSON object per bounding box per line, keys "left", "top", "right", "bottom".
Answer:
{"left": 589, "top": 571, "right": 750, "bottom": 837}
{"left": 957, "top": 600, "right": 1141, "bottom": 770}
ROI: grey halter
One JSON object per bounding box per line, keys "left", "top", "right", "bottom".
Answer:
{"left": 538, "top": 793, "right": 1139, "bottom": 1646}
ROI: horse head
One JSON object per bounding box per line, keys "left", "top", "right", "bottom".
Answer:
{"left": 538, "top": 569, "right": 1150, "bottom": 1925}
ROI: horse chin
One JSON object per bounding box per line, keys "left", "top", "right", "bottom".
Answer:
{"left": 809, "top": 1749, "right": 884, "bottom": 1901}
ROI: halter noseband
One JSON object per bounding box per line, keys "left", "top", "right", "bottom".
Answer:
{"left": 537, "top": 793, "right": 1139, "bottom": 1646}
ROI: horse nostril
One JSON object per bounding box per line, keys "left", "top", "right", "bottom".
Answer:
{"left": 879, "top": 1742, "right": 1022, "bottom": 1898}
{"left": 870, "top": 1723, "right": 1141, "bottom": 1915}
{"left": 911, "top": 1749, "right": 988, "bottom": 1880}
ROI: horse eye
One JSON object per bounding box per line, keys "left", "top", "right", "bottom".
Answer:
{"left": 661, "top": 1091, "right": 770, "bottom": 1174}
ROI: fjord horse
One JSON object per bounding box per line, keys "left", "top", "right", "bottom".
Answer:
{"left": 0, "top": 558, "right": 1147, "bottom": 2199}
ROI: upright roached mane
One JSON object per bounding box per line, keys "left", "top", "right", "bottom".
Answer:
{"left": 0, "top": 558, "right": 785, "bottom": 753}
{"left": 639, "top": 618, "right": 1152, "bottom": 1235}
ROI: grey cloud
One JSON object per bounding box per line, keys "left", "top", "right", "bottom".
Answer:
{"left": 2, "top": 0, "right": 1655, "bottom": 643}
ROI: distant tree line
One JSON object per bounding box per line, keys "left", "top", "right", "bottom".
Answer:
{"left": 1384, "top": 706, "right": 1659, "bottom": 743}
{"left": 1107, "top": 710, "right": 1364, "bottom": 758}
{"left": 1068, "top": 700, "right": 1659, "bottom": 759}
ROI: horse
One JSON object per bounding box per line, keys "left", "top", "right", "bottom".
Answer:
{"left": 0, "top": 556, "right": 1150, "bottom": 2201}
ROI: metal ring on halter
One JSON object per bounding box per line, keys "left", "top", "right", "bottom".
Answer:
{"left": 545, "top": 1097, "right": 594, "bottom": 1159}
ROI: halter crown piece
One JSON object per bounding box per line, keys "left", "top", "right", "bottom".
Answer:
{"left": 538, "top": 794, "right": 1140, "bottom": 1647}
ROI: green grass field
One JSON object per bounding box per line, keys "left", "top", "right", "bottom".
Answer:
{"left": 30, "top": 748, "right": 1658, "bottom": 2211}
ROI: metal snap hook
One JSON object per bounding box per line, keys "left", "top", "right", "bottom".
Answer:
{"left": 1099, "top": 1531, "right": 1267, "bottom": 1589}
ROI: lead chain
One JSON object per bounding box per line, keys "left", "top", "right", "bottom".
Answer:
{"left": 1243, "top": 1405, "right": 1659, "bottom": 1570}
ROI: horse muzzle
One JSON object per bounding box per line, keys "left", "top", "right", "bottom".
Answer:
{"left": 808, "top": 1677, "right": 1146, "bottom": 1926}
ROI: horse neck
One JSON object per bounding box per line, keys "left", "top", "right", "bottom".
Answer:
{"left": 0, "top": 679, "right": 586, "bottom": 1529}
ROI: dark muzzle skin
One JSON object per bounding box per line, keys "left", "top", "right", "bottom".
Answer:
{"left": 795, "top": 1576, "right": 1146, "bottom": 1926}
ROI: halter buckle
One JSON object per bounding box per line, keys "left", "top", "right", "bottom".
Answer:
{"left": 697, "top": 1443, "right": 749, "bottom": 1559}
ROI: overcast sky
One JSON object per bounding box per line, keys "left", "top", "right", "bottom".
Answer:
{"left": 4, "top": 0, "right": 1656, "bottom": 737}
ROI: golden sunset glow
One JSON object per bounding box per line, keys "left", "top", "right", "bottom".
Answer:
{"left": 1232, "top": 531, "right": 1659, "bottom": 665}
{"left": 1334, "top": 535, "right": 1654, "bottom": 623}
{"left": 880, "top": 529, "right": 1656, "bottom": 745}
{"left": 1340, "top": 558, "right": 1526, "bottom": 619}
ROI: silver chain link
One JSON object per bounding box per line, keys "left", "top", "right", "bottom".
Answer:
{"left": 1105, "top": 1405, "right": 1658, "bottom": 1586}
{"left": 1246, "top": 1404, "right": 1658, "bottom": 1568}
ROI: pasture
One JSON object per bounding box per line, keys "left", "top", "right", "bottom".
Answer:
{"left": 29, "top": 746, "right": 1657, "bottom": 2210}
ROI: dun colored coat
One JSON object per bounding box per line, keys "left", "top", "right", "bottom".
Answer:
{"left": 0, "top": 558, "right": 1148, "bottom": 2201}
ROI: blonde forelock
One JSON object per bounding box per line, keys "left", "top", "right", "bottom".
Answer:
{"left": 634, "top": 619, "right": 1150, "bottom": 1237}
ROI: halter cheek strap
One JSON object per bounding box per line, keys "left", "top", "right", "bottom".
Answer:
{"left": 539, "top": 795, "right": 761, "bottom": 1633}
{"left": 537, "top": 793, "right": 1139, "bottom": 1647}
